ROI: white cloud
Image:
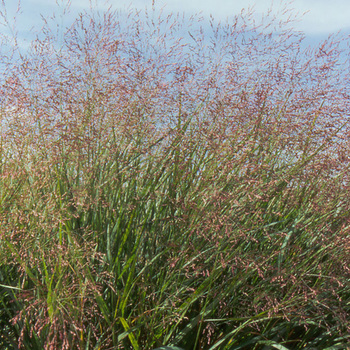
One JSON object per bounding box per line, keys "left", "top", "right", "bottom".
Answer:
{"left": 291, "top": 0, "right": 350, "bottom": 34}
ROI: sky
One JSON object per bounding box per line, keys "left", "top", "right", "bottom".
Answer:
{"left": 2, "top": 0, "right": 350, "bottom": 44}
{"left": 115, "top": 0, "right": 350, "bottom": 37}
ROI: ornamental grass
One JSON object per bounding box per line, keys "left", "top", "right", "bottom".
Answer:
{"left": 0, "top": 1, "right": 350, "bottom": 349}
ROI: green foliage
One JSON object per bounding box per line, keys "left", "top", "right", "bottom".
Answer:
{"left": 0, "top": 1, "right": 350, "bottom": 349}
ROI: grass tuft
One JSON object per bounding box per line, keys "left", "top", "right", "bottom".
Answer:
{"left": 0, "top": 1, "right": 350, "bottom": 349}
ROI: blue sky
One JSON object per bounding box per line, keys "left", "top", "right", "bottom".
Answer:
{"left": 119, "top": 0, "right": 350, "bottom": 36}
{"left": 3, "top": 0, "right": 350, "bottom": 43}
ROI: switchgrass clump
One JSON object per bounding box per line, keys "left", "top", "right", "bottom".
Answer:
{"left": 0, "top": 1, "right": 350, "bottom": 349}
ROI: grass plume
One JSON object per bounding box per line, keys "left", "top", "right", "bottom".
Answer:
{"left": 0, "top": 1, "right": 350, "bottom": 349}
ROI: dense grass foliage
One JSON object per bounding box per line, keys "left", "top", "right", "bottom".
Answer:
{"left": 0, "top": 1, "right": 350, "bottom": 349}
